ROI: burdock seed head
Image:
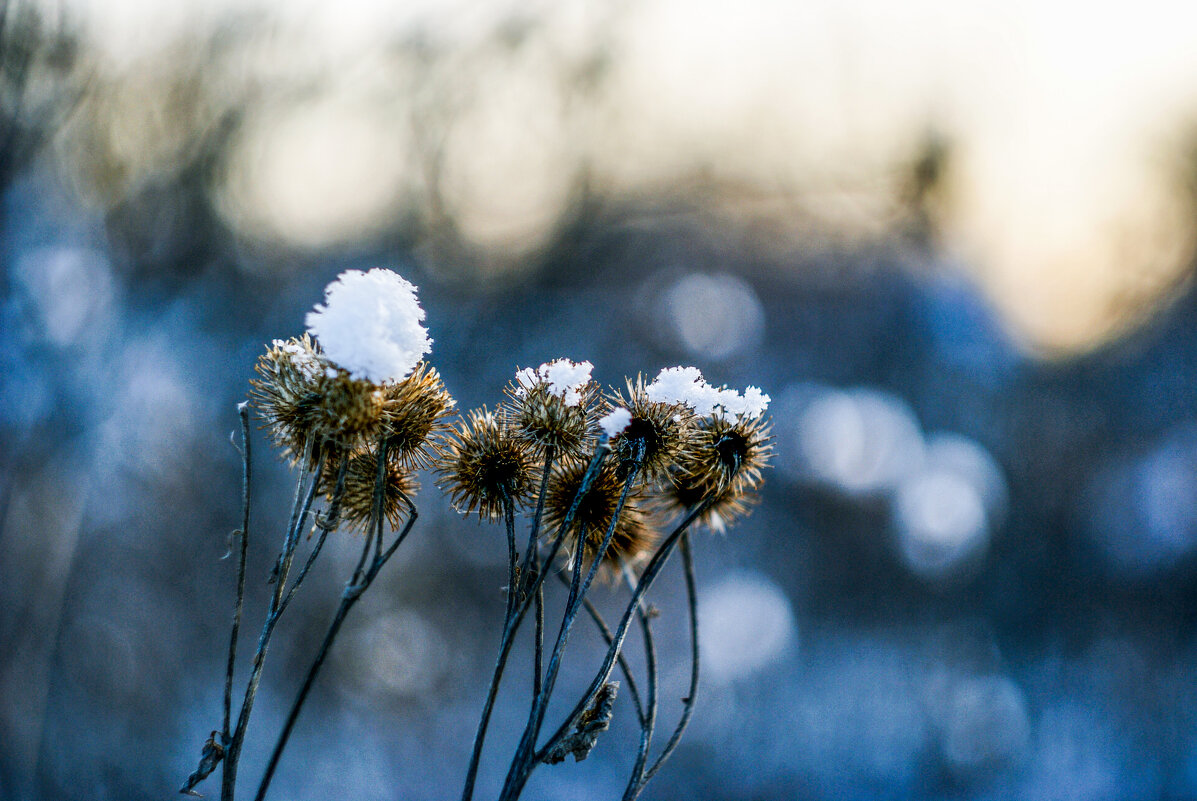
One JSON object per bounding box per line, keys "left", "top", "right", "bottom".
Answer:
{"left": 503, "top": 371, "right": 597, "bottom": 461}
{"left": 650, "top": 472, "right": 759, "bottom": 534}
{"left": 380, "top": 361, "right": 456, "bottom": 469}
{"left": 251, "top": 334, "right": 390, "bottom": 465}
{"left": 250, "top": 335, "right": 328, "bottom": 463}
{"left": 652, "top": 414, "right": 773, "bottom": 533}
{"left": 604, "top": 375, "right": 698, "bottom": 484}
{"left": 315, "top": 369, "right": 387, "bottom": 444}
{"left": 544, "top": 460, "right": 657, "bottom": 579}
{"left": 322, "top": 448, "right": 418, "bottom": 532}
{"left": 437, "top": 408, "right": 537, "bottom": 520}
{"left": 684, "top": 413, "right": 773, "bottom": 492}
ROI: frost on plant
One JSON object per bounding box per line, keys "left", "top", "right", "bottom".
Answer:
{"left": 305, "top": 268, "right": 432, "bottom": 383}
{"left": 646, "top": 365, "right": 770, "bottom": 419}
{"left": 515, "top": 358, "right": 594, "bottom": 406}
{"left": 598, "top": 406, "right": 632, "bottom": 438}
{"left": 185, "top": 272, "right": 774, "bottom": 801}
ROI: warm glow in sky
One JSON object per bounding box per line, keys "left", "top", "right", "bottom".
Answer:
{"left": 60, "top": 0, "right": 1197, "bottom": 351}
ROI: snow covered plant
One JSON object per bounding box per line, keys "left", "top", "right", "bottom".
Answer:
{"left": 181, "top": 269, "right": 454, "bottom": 801}
{"left": 443, "top": 363, "right": 773, "bottom": 801}
{"left": 181, "top": 268, "right": 773, "bottom": 801}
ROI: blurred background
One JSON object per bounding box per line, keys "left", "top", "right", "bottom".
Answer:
{"left": 3, "top": 0, "right": 1197, "bottom": 798}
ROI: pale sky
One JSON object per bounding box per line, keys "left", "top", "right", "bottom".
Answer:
{"left": 55, "top": 0, "right": 1197, "bottom": 351}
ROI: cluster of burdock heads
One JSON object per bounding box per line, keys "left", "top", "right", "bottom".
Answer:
{"left": 182, "top": 268, "right": 772, "bottom": 801}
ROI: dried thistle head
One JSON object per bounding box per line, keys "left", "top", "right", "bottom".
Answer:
{"left": 322, "top": 449, "right": 418, "bottom": 532}
{"left": 605, "top": 376, "right": 698, "bottom": 484}
{"left": 250, "top": 334, "right": 390, "bottom": 463}
{"left": 503, "top": 378, "right": 597, "bottom": 461}
{"left": 544, "top": 461, "right": 657, "bottom": 578}
{"left": 683, "top": 414, "right": 773, "bottom": 492}
{"left": 250, "top": 335, "right": 328, "bottom": 463}
{"left": 651, "top": 472, "right": 760, "bottom": 534}
{"left": 651, "top": 414, "right": 773, "bottom": 533}
{"left": 380, "top": 361, "right": 455, "bottom": 468}
{"left": 437, "top": 408, "right": 537, "bottom": 520}
{"left": 315, "top": 370, "right": 387, "bottom": 444}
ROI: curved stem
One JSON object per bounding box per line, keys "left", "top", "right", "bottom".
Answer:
{"left": 504, "top": 493, "right": 517, "bottom": 620}
{"left": 500, "top": 444, "right": 643, "bottom": 801}
{"left": 532, "top": 549, "right": 544, "bottom": 700}
{"left": 559, "top": 571, "right": 646, "bottom": 726}
{"left": 222, "top": 450, "right": 324, "bottom": 801}
{"left": 532, "top": 499, "right": 711, "bottom": 770}
{"left": 460, "top": 447, "right": 604, "bottom": 801}
{"left": 275, "top": 458, "right": 349, "bottom": 620}
{"left": 632, "top": 532, "right": 700, "bottom": 797}
{"left": 622, "top": 565, "right": 658, "bottom": 801}
{"left": 222, "top": 406, "right": 252, "bottom": 742}
{"left": 253, "top": 458, "right": 416, "bottom": 801}
{"left": 460, "top": 492, "right": 518, "bottom": 801}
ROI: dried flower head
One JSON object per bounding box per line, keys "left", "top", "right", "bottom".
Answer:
{"left": 437, "top": 408, "right": 537, "bottom": 520}
{"left": 504, "top": 374, "right": 596, "bottom": 461}
{"left": 305, "top": 268, "right": 432, "bottom": 384}
{"left": 315, "top": 370, "right": 387, "bottom": 444}
{"left": 683, "top": 414, "right": 773, "bottom": 492}
{"left": 250, "top": 334, "right": 393, "bottom": 465}
{"left": 544, "top": 461, "right": 657, "bottom": 577}
{"left": 322, "top": 449, "right": 418, "bottom": 532}
{"left": 605, "top": 376, "right": 698, "bottom": 484}
{"left": 250, "top": 335, "right": 327, "bottom": 462}
{"left": 380, "top": 361, "right": 455, "bottom": 468}
{"left": 652, "top": 414, "right": 773, "bottom": 533}
{"left": 651, "top": 473, "right": 759, "bottom": 534}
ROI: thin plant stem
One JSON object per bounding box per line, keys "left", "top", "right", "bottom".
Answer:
{"left": 532, "top": 549, "right": 543, "bottom": 700}
{"left": 253, "top": 452, "right": 416, "bottom": 801}
{"left": 622, "top": 564, "right": 658, "bottom": 801}
{"left": 532, "top": 499, "right": 711, "bottom": 771}
{"left": 518, "top": 448, "right": 555, "bottom": 586}
{"left": 275, "top": 458, "right": 349, "bottom": 620}
{"left": 504, "top": 492, "right": 517, "bottom": 620}
{"left": 557, "top": 571, "right": 646, "bottom": 726}
{"left": 222, "top": 405, "right": 252, "bottom": 743}
{"left": 523, "top": 448, "right": 555, "bottom": 701}
{"left": 639, "top": 531, "right": 700, "bottom": 789}
{"left": 221, "top": 450, "right": 325, "bottom": 801}
{"left": 500, "top": 444, "right": 643, "bottom": 801}
{"left": 460, "top": 446, "right": 605, "bottom": 801}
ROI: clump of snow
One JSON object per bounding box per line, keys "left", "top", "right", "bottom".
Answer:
{"left": 646, "top": 366, "right": 720, "bottom": 415}
{"left": 599, "top": 407, "right": 632, "bottom": 438}
{"left": 646, "top": 366, "right": 770, "bottom": 418}
{"left": 305, "top": 269, "right": 432, "bottom": 384}
{"left": 514, "top": 358, "right": 594, "bottom": 406}
{"left": 716, "top": 385, "right": 771, "bottom": 418}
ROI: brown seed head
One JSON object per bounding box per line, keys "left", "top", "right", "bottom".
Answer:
{"left": 683, "top": 413, "right": 773, "bottom": 492}
{"left": 605, "top": 376, "right": 699, "bottom": 484}
{"left": 437, "top": 408, "right": 537, "bottom": 520}
{"left": 502, "top": 378, "right": 597, "bottom": 460}
{"left": 250, "top": 335, "right": 328, "bottom": 464}
{"left": 544, "top": 461, "right": 658, "bottom": 578}
{"left": 380, "top": 361, "right": 456, "bottom": 468}
{"left": 651, "top": 414, "right": 773, "bottom": 533}
{"left": 322, "top": 449, "right": 418, "bottom": 532}
{"left": 651, "top": 472, "right": 759, "bottom": 534}
{"left": 315, "top": 371, "right": 387, "bottom": 445}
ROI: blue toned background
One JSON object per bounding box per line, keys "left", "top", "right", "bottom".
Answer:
{"left": 3, "top": 1, "right": 1197, "bottom": 799}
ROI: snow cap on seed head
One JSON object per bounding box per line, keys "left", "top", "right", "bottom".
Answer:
{"left": 598, "top": 407, "right": 632, "bottom": 438}
{"left": 514, "top": 358, "right": 594, "bottom": 406}
{"left": 305, "top": 268, "right": 432, "bottom": 384}
{"left": 646, "top": 366, "right": 770, "bottom": 419}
